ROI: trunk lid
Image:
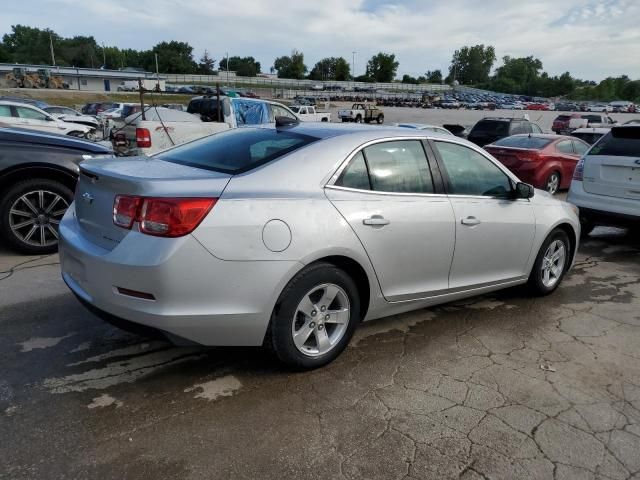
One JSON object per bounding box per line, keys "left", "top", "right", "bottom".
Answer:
{"left": 582, "top": 126, "right": 640, "bottom": 200}
{"left": 75, "top": 157, "right": 231, "bottom": 250}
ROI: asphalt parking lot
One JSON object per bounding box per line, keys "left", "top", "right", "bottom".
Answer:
{"left": 1, "top": 224, "right": 639, "bottom": 479}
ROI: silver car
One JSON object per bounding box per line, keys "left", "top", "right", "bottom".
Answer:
{"left": 59, "top": 124, "right": 580, "bottom": 369}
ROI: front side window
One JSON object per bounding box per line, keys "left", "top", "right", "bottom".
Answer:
{"left": 0, "top": 105, "right": 12, "bottom": 117}
{"left": 435, "top": 141, "right": 512, "bottom": 198}
{"left": 531, "top": 123, "right": 542, "bottom": 133}
{"left": 556, "top": 140, "right": 575, "bottom": 154}
{"left": 364, "top": 141, "right": 433, "bottom": 193}
{"left": 270, "top": 104, "right": 297, "bottom": 122}
{"left": 16, "top": 107, "right": 48, "bottom": 121}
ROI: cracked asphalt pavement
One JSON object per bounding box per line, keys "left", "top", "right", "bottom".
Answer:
{"left": 1, "top": 227, "right": 639, "bottom": 480}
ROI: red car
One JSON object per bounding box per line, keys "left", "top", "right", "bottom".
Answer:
{"left": 484, "top": 134, "right": 590, "bottom": 194}
{"left": 526, "top": 103, "right": 550, "bottom": 111}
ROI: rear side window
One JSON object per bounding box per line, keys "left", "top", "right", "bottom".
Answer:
{"left": 556, "top": 140, "right": 575, "bottom": 154}
{"left": 336, "top": 152, "right": 371, "bottom": 190}
{"left": 156, "top": 128, "right": 319, "bottom": 174}
{"left": 335, "top": 140, "right": 434, "bottom": 193}
{"left": 492, "top": 136, "right": 552, "bottom": 149}
{"left": 588, "top": 127, "right": 640, "bottom": 157}
{"left": 365, "top": 141, "right": 433, "bottom": 193}
{"left": 0, "top": 105, "right": 12, "bottom": 117}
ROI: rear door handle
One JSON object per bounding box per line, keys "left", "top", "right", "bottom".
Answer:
{"left": 363, "top": 215, "right": 390, "bottom": 226}
{"left": 461, "top": 216, "right": 481, "bottom": 226}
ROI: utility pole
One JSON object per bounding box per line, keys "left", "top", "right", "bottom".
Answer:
{"left": 49, "top": 31, "right": 56, "bottom": 66}
{"left": 352, "top": 51, "right": 356, "bottom": 82}
{"left": 138, "top": 79, "right": 146, "bottom": 121}
{"left": 155, "top": 53, "right": 160, "bottom": 91}
{"left": 102, "top": 43, "right": 106, "bottom": 68}
{"left": 226, "top": 52, "right": 229, "bottom": 86}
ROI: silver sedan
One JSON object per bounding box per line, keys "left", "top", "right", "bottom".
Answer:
{"left": 59, "top": 123, "right": 580, "bottom": 369}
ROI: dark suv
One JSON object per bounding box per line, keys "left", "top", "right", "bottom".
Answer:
{"left": 468, "top": 118, "right": 542, "bottom": 147}
{"left": 0, "top": 128, "right": 113, "bottom": 254}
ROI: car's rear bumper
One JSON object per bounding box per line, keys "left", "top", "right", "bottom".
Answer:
{"left": 567, "top": 180, "right": 640, "bottom": 226}
{"left": 59, "top": 206, "right": 302, "bottom": 346}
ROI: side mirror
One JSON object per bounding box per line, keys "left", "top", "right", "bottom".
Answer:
{"left": 515, "top": 182, "right": 535, "bottom": 199}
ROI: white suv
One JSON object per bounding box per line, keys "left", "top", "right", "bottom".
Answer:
{"left": 0, "top": 101, "right": 93, "bottom": 138}
{"left": 568, "top": 125, "right": 640, "bottom": 234}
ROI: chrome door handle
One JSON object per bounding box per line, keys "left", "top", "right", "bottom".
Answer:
{"left": 363, "top": 215, "right": 390, "bottom": 226}
{"left": 461, "top": 216, "right": 481, "bottom": 226}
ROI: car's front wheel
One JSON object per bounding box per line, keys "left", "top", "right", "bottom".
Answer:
{"left": 527, "top": 228, "right": 571, "bottom": 295}
{"left": 0, "top": 179, "right": 73, "bottom": 254}
{"left": 269, "top": 263, "right": 360, "bottom": 370}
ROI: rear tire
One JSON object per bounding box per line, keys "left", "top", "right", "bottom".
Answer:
{"left": 268, "top": 263, "right": 360, "bottom": 370}
{"left": 580, "top": 217, "right": 595, "bottom": 238}
{"left": 527, "top": 229, "right": 570, "bottom": 296}
{"left": 0, "top": 178, "right": 73, "bottom": 254}
{"left": 377, "top": 114, "right": 384, "bottom": 124}
{"left": 545, "top": 171, "right": 561, "bottom": 195}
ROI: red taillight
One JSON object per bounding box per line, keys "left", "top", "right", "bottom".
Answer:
{"left": 113, "top": 195, "right": 142, "bottom": 229}
{"left": 112, "top": 196, "right": 216, "bottom": 237}
{"left": 136, "top": 127, "right": 151, "bottom": 148}
{"left": 573, "top": 157, "right": 585, "bottom": 181}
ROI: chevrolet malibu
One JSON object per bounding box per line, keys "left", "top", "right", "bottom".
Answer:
{"left": 60, "top": 123, "right": 580, "bottom": 369}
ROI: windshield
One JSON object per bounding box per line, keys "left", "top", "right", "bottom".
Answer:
{"left": 289, "top": 106, "right": 301, "bottom": 113}
{"left": 157, "top": 128, "right": 320, "bottom": 174}
{"left": 491, "top": 136, "right": 553, "bottom": 149}
{"left": 588, "top": 127, "right": 640, "bottom": 156}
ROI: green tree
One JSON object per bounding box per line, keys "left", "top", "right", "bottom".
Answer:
{"left": 3, "top": 25, "right": 60, "bottom": 64}
{"left": 198, "top": 50, "right": 216, "bottom": 74}
{"left": 401, "top": 74, "right": 419, "bottom": 84}
{"left": 273, "top": 50, "right": 307, "bottom": 79}
{"left": 219, "top": 56, "right": 260, "bottom": 77}
{"left": 446, "top": 45, "right": 496, "bottom": 85}
{"left": 491, "top": 55, "right": 543, "bottom": 94}
{"left": 308, "top": 57, "right": 350, "bottom": 81}
{"left": 365, "top": 52, "right": 399, "bottom": 82}
{"left": 425, "top": 69, "right": 443, "bottom": 83}
{"left": 58, "top": 35, "right": 100, "bottom": 68}
{"left": 149, "top": 41, "right": 197, "bottom": 74}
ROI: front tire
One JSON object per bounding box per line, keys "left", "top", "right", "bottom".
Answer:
{"left": 377, "top": 114, "right": 384, "bottom": 124}
{"left": 527, "top": 229, "right": 570, "bottom": 295}
{"left": 269, "top": 263, "right": 360, "bottom": 370}
{"left": 0, "top": 178, "right": 73, "bottom": 254}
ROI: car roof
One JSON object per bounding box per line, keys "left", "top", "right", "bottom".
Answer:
{"left": 0, "top": 100, "right": 41, "bottom": 108}
{"left": 264, "top": 122, "right": 457, "bottom": 143}
{"left": 0, "top": 127, "right": 113, "bottom": 153}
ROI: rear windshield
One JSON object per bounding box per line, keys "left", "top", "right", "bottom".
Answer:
{"left": 555, "top": 115, "right": 571, "bottom": 121}
{"left": 471, "top": 120, "right": 509, "bottom": 136}
{"left": 491, "top": 136, "right": 553, "bottom": 149}
{"left": 156, "top": 128, "right": 319, "bottom": 174}
{"left": 588, "top": 127, "right": 640, "bottom": 156}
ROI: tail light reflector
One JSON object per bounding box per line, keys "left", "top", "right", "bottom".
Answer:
{"left": 112, "top": 195, "right": 216, "bottom": 237}
{"left": 113, "top": 195, "right": 142, "bottom": 229}
{"left": 573, "top": 157, "right": 585, "bottom": 181}
{"left": 136, "top": 128, "right": 152, "bottom": 148}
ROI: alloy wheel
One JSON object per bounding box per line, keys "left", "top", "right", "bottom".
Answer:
{"left": 291, "top": 283, "right": 350, "bottom": 357}
{"left": 9, "top": 190, "right": 68, "bottom": 248}
{"left": 541, "top": 240, "right": 566, "bottom": 288}
{"left": 546, "top": 173, "right": 560, "bottom": 195}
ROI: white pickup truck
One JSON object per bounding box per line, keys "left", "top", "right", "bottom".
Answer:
{"left": 289, "top": 105, "right": 331, "bottom": 122}
{"left": 112, "top": 97, "right": 299, "bottom": 155}
{"left": 569, "top": 113, "right": 616, "bottom": 131}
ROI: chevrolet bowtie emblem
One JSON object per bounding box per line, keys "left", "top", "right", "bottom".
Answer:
{"left": 82, "top": 192, "right": 94, "bottom": 204}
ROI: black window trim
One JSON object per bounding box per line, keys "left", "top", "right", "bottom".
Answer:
{"left": 428, "top": 138, "right": 524, "bottom": 200}
{"left": 328, "top": 137, "right": 444, "bottom": 196}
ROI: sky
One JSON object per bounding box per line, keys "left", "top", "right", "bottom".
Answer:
{"left": 2, "top": 0, "right": 639, "bottom": 81}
